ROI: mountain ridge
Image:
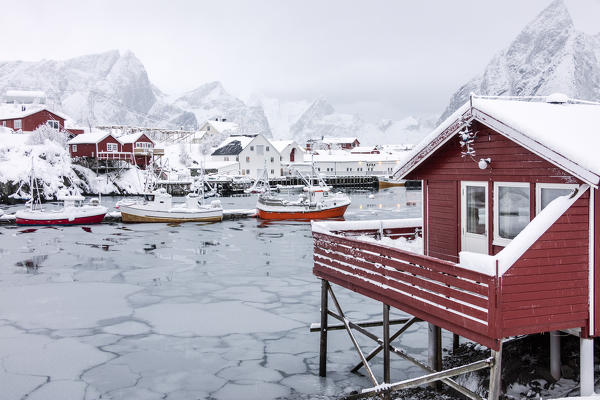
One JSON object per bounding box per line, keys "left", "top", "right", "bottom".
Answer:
{"left": 438, "top": 0, "right": 600, "bottom": 122}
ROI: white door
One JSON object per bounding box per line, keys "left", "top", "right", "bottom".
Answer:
{"left": 461, "top": 181, "right": 489, "bottom": 254}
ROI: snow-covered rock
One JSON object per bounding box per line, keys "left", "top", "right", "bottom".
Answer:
{"left": 439, "top": 0, "right": 600, "bottom": 122}
{"left": 174, "top": 82, "right": 271, "bottom": 136}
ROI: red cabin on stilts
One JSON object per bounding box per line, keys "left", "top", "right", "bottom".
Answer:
{"left": 312, "top": 94, "right": 600, "bottom": 398}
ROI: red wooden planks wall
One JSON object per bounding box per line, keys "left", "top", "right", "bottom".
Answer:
{"left": 500, "top": 193, "right": 590, "bottom": 337}
{"left": 406, "top": 122, "right": 583, "bottom": 262}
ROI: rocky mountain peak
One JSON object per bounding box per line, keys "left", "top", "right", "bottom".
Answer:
{"left": 438, "top": 0, "right": 600, "bottom": 122}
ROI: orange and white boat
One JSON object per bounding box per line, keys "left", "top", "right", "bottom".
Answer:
{"left": 256, "top": 186, "right": 350, "bottom": 220}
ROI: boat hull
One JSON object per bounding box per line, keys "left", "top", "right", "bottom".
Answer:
{"left": 119, "top": 205, "right": 223, "bottom": 223}
{"left": 15, "top": 213, "right": 107, "bottom": 226}
{"left": 378, "top": 178, "right": 405, "bottom": 188}
{"left": 257, "top": 204, "right": 349, "bottom": 220}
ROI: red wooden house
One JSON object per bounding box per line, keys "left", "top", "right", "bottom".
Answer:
{"left": 312, "top": 95, "right": 600, "bottom": 398}
{"left": 118, "top": 132, "right": 156, "bottom": 167}
{"left": 68, "top": 131, "right": 123, "bottom": 159}
{"left": 0, "top": 104, "right": 71, "bottom": 133}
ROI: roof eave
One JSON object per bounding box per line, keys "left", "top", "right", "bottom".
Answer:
{"left": 472, "top": 108, "right": 600, "bottom": 188}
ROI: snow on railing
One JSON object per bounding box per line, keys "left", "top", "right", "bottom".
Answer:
{"left": 459, "top": 184, "right": 589, "bottom": 277}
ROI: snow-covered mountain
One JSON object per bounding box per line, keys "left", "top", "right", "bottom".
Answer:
{"left": 0, "top": 50, "right": 193, "bottom": 129}
{"left": 0, "top": 50, "right": 432, "bottom": 145}
{"left": 174, "top": 82, "right": 271, "bottom": 136}
{"left": 439, "top": 0, "right": 600, "bottom": 122}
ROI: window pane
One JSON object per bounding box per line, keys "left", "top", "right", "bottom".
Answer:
{"left": 541, "top": 188, "right": 572, "bottom": 210}
{"left": 498, "top": 186, "right": 529, "bottom": 239}
{"left": 466, "top": 186, "right": 486, "bottom": 235}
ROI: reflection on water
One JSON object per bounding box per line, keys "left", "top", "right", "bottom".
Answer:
{"left": 0, "top": 188, "right": 432, "bottom": 399}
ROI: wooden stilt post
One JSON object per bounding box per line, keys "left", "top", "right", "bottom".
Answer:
{"left": 453, "top": 333, "right": 460, "bottom": 353}
{"left": 580, "top": 337, "right": 594, "bottom": 396}
{"left": 319, "top": 279, "right": 329, "bottom": 377}
{"left": 383, "top": 303, "right": 390, "bottom": 384}
{"left": 550, "top": 331, "right": 561, "bottom": 380}
{"left": 428, "top": 324, "right": 442, "bottom": 389}
{"left": 488, "top": 343, "right": 502, "bottom": 400}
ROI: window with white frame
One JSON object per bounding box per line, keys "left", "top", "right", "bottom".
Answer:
{"left": 256, "top": 145, "right": 264, "bottom": 155}
{"left": 493, "top": 182, "right": 530, "bottom": 245}
{"left": 14, "top": 119, "right": 22, "bottom": 129}
{"left": 536, "top": 183, "right": 578, "bottom": 214}
{"left": 47, "top": 120, "right": 59, "bottom": 129}
{"left": 107, "top": 143, "right": 118, "bottom": 152}
{"left": 72, "top": 144, "right": 77, "bottom": 152}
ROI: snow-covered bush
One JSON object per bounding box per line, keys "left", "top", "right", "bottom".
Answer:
{"left": 179, "top": 143, "right": 192, "bottom": 167}
{"left": 27, "top": 124, "right": 69, "bottom": 147}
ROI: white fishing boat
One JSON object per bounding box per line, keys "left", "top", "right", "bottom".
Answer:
{"left": 15, "top": 159, "right": 107, "bottom": 226}
{"left": 118, "top": 189, "right": 223, "bottom": 223}
{"left": 16, "top": 195, "right": 108, "bottom": 226}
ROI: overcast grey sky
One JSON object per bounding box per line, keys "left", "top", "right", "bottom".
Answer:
{"left": 1, "top": 0, "right": 598, "bottom": 120}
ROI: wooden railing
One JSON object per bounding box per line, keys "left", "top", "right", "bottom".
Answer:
{"left": 97, "top": 151, "right": 134, "bottom": 161}
{"left": 313, "top": 231, "right": 500, "bottom": 350}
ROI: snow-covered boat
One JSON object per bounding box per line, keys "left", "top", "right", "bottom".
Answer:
{"left": 257, "top": 186, "right": 350, "bottom": 220}
{"left": 118, "top": 189, "right": 223, "bottom": 223}
{"left": 15, "top": 196, "right": 108, "bottom": 226}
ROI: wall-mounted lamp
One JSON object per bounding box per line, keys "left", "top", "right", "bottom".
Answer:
{"left": 478, "top": 158, "right": 491, "bottom": 170}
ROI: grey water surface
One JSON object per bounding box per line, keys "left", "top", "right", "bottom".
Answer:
{"left": 0, "top": 188, "right": 445, "bottom": 400}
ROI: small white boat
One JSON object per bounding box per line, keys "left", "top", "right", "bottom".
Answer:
{"left": 16, "top": 196, "right": 108, "bottom": 226}
{"left": 118, "top": 189, "right": 223, "bottom": 223}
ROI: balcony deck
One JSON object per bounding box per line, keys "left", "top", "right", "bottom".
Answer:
{"left": 313, "top": 186, "right": 591, "bottom": 352}
{"left": 312, "top": 219, "right": 500, "bottom": 350}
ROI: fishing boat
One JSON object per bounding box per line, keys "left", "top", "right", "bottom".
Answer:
{"left": 118, "top": 189, "right": 223, "bottom": 223}
{"left": 378, "top": 176, "right": 405, "bottom": 188}
{"left": 256, "top": 167, "right": 350, "bottom": 220}
{"left": 16, "top": 195, "right": 108, "bottom": 226}
{"left": 15, "top": 159, "right": 107, "bottom": 226}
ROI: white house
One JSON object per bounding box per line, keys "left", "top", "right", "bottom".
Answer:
{"left": 289, "top": 150, "right": 410, "bottom": 177}
{"left": 211, "top": 134, "right": 282, "bottom": 179}
{"left": 271, "top": 140, "right": 304, "bottom": 165}
{"left": 198, "top": 119, "right": 239, "bottom": 136}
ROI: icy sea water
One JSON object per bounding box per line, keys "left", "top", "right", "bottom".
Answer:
{"left": 0, "top": 187, "right": 443, "bottom": 400}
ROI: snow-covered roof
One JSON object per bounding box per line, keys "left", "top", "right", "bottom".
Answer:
{"left": 395, "top": 95, "right": 600, "bottom": 186}
{"left": 319, "top": 137, "right": 359, "bottom": 144}
{"left": 118, "top": 132, "right": 153, "bottom": 144}
{"left": 193, "top": 160, "right": 239, "bottom": 169}
{"left": 0, "top": 104, "right": 62, "bottom": 120}
{"left": 211, "top": 135, "right": 256, "bottom": 156}
{"left": 5, "top": 90, "right": 46, "bottom": 99}
{"left": 313, "top": 151, "right": 409, "bottom": 163}
{"left": 67, "top": 131, "right": 115, "bottom": 145}
{"left": 271, "top": 140, "right": 295, "bottom": 153}
{"left": 350, "top": 146, "right": 379, "bottom": 153}
{"left": 203, "top": 120, "right": 239, "bottom": 133}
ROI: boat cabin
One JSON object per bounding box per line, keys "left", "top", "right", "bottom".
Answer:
{"left": 311, "top": 94, "right": 600, "bottom": 397}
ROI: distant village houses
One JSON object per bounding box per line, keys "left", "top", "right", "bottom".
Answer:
{"left": 306, "top": 136, "right": 360, "bottom": 151}
{"left": 0, "top": 90, "right": 84, "bottom": 135}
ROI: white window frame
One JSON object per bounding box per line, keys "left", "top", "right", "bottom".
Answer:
{"left": 47, "top": 120, "right": 59, "bottom": 129}
{"left": 14, "top": 119, "right": 22, "bottom": 129}
{"left": 493, "top": 181, "right": 530, "bottom": 247}
{"left": 107, "top": 143, "right": 118, "bottom": 152}
{"left": 535, "top": 183, "right": 579, "bottom": 214}
{"left": 72, "top": 144, "right": 77, "bottom": 152}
